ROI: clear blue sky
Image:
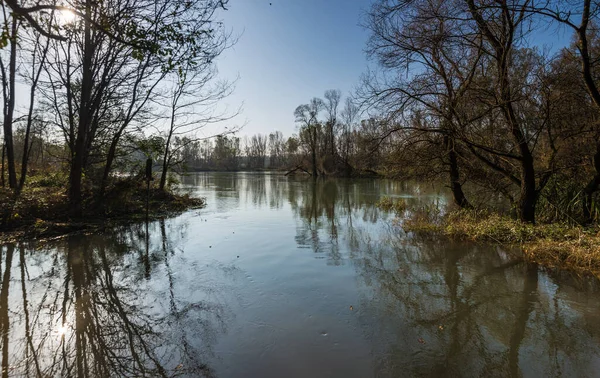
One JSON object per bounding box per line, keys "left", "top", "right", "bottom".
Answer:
{"left": 213, "top": 0, "right": 372, "bottom": 138}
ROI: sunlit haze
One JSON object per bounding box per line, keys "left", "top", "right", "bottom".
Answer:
{"left": 57, "top": 9, "right": 77, "bottom": 25}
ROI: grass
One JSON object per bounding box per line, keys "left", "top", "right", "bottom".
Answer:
{"left": 0, "top": 172, "right": 205, "bottom": 241}
{"left": 376, "top": 197, "right": 408, "bottom": 214}
{"left": 377, "top": 197, "right": 600, "bottom": 279}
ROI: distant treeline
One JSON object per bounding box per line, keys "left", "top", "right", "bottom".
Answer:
{"left": 173, "top": 99, "right": 385, "bottom": 176}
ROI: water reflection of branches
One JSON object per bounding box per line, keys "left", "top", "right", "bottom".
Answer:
{"left": 290, "top": 178, "right": 421, "bottom": 265}
{"left": 352, "top": 227, "right": 600, "bottom": 377}
{"left": 292, "top": 180, "right": 342, "bottom": 265}
{"left": 0, "top": 221, "right": 229, "bottom": 377}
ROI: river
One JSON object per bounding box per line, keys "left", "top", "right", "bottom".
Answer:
{"left": 1, "top": 172, "right": 600, "bottom": 377}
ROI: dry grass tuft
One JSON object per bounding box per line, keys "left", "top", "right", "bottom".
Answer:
{"left": 380, "top": 200, "right": 600, "bottom": 279}
{"left": 523, "top": 236, "right": 600, "bottom": 277}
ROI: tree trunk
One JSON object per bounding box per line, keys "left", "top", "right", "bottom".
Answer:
{"left": 159, "top": 153, "right": 168, "bottom": 191}
{"left": 2, "top": 19, "right": 18, "bottom": 190}
{"left": 311, "top": 146, "right": 317, "bottom": 177}
{"left": 19, "top": 29, "right": 49, "bottom": 192}
{"left": 583, "top": 143, "right": 600, "bottom": 223}
{"left": 518, "top": 154, "right": 537, "bottom": 223}
{"left": 1, "top": 143, "right": 5, "bottom": 188}
{"left": 467, "top": 0, "right": 538, "bottom": 223}
{"left": 19, "top": 91, "right": 35, "bottom": 192}
{"left": 501, "top": 54, "right": 537, "bottom": 223}
{"left": 99, "top": 134, "right": 121, "bottom": 198}
{"left": 501, "top": 70, "right": 537, "bottom": 223}
{"left": 577, "top": 12, "right": 600, "bottom": 223}
{"left": 444, "top": 136, "right": 471, "bottom": 209}
{"left": 327, "top": 122, "right": 335, "bottom": 157}
{"left": 159, "top": 130, "right": 173, "bottom": 191}
{"left": 69, "top": 0, "right": 94, "bottom": 214}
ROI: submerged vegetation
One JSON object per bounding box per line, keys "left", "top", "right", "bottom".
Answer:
{"left": 378, "top": 197, "right": 600, "bottom": 278}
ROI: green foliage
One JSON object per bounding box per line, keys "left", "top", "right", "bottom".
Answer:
{"left": 166, "top": 173, "right": 180, "bottom": 188}
{"left": 0, "top": 28, "right": 10, "bottom": 49}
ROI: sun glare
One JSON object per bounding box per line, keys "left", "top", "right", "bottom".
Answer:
{"left": 57, "top": 9, "right": 77, "bottom": 25}
{"left": 54, "top": 324, "right": 69, "bottom": 337}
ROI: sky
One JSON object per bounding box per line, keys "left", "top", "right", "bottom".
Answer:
{"left": 209, "top": 0, "right": 373, "bottom": 139}
{"left": 207, "top": 0, "right": 574, "bottom": 140}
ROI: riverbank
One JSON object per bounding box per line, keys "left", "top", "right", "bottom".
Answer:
{"left": 0, "top": 174, "right": 204, "bottom": 242}
{"left": 378, "top": 198, "right": 600, "bottom": 278}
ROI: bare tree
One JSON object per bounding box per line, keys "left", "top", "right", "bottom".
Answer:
{"left": 249, "top": 134, "right": 268, "bottom": 169}
{"left": 295, "top": 97, "right": 324, "bottom": 177}
{"left": 157, "top": 61, "right": 237, "bottom": 190}
{"left": 18, "top": 18, "right": 52, "bottom": 191}
{"left": 522, "top": 0, "right": 600, "bottom": 221}
{"left": 0, "top": 4, "right": 19, "bottom": 189}
{"left": 33, "top": 0, "right": 233, "bottom": 213}
{"left": 340, "top": 97, "right": 358, "bottom": 172}
{"left": 363, "top": 0, "right": 478, "bottom": 209}
{"left": 268, "top": 131, "right": 285, "bottom": 168}
{"left": 464, "top": 0, "right": 545, "bottom": 222}
{"left": 323, "top": 89, "right": 341, "bottom": 157}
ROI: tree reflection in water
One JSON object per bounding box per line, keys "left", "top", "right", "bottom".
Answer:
{"left": 0, "top": 219, "right": 229, "bottom": 377}
{"left": 350, "top": 228, "right": 600, "bottom": 377}
{"left": 287, "top": 177, "right": 600, "bottom": 377}
{"left": 290, "top": 178, "right": 432, "bottom": 266}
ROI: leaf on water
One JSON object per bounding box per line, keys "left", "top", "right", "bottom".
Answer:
{"left": 438, "top": 325, "right": 444, "bottom": 331}
{"left": 418, "top": 338, "right": 426, "bottom": 344}
{"left": 349, "top": 305, "right": 353, "bottom": 311}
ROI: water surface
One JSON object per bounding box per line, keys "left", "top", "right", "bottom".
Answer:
{"left": 1, "top": 172, "right": 600, "bottom": 377}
